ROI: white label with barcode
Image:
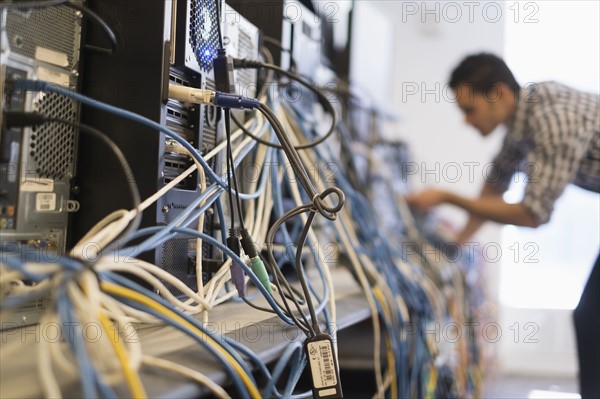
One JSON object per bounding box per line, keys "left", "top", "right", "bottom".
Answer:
{"left": 36, "top": 193, "right": 56, "bottom": 212}
{"left": 307, "top": 340, "right": 337, "bottom": 389}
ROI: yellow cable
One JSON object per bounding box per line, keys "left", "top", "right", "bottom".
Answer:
{"left": 425, "top": 363, "right": 438, "bottom": 399}
{"left": 101, "top": 282, "right": 261, "bottom": 399}
{"left": 80, "top": 276, "right": 146, "bottom": 398}
{"left": 373, "top": 286, "right": 397, "bottom": 399}
{"left": 98, "top": 312, "right": 147, "bottom": 398}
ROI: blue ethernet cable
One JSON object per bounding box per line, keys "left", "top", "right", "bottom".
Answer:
{"left": 111, "top": 225, "right": 295, "bottom": 325}
{"left": 124, "top": 123, "right": 273, "bottom": 257}
{"left": 103, "top": 295, "right": 250, "bottom": 398}
{"left": 101, "top": 273, "right": 257, "bottom": 378}
{"left": 57, "top": 281, "right": 118, "bottom": 399}
{"left": 12, "top": 80, "right": 225, "bottom": 187}
{"left": 307, "top": 127, "right": 418, "bottom": 395}
{"left": 287, "top": 357, "right": 310, "bottom": 399}
{"left": 13, "top": 80, "right": 264, "bottom": 189}
{"left": 169, "top": 228, "right": 295, "bottom": 323}
{"left": 261, "top": 342, "right": 304, "bottom": 398}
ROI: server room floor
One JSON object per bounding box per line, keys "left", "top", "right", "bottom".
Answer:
{"left": 484, "top": 374, "right": 579, "bottom": 398}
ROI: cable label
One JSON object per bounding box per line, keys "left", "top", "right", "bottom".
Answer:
{"left": 308, "top": 340, "right": 336, "bottom": 388}
{"left": 36, "top": 192, "right": 56, "bottom": 212}
{"left": 305, "top": 334, "right": 343, "bottom": 398}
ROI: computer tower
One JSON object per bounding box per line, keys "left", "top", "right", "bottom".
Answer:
{"left": 1, "top": 2, "right": 83, "bottom": 326}
{"left": 72, "top": 0, "right": 259, "bottom": 295}
{"left": 227, "top": 0, "right": 321, "bottom": 115}
{"left": 227, "top": 0, "right": 320, "bottom": 74}
{"left": 1, "top": 4, "right": 82, "bottom": 255}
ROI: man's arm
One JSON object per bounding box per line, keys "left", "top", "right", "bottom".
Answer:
{"left": 444, "top": 191, "right": 539, "bottom": 228}
{"left": 454, "top": 183, "right": 499, "bottom": 244}
{"left": 405, "top": 183, "right": 539, "bottom": 230}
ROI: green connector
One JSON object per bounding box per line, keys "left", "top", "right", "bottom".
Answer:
{"left": 250, "top": 257, "right": 272, "bottom": 294}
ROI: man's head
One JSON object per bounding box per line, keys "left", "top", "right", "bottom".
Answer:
{"left": 449, "top": 53, "right": 520, "bottom": 136}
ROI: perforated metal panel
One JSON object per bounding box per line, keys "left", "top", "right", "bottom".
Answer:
{"left": 160, "top": 238, "right": 197, "bottom": 296}
{"left": 189, "top": 0, "right": 219, "bottom": 72}
{"left": 236, "top": 29, "right": 256, "bottom": 93}
{"left": 5, "top": 6, "right": 81, "bottom": 70}
{"left": 30, "top": 93, "right": 78, "bottom": 180}
{"left": 222, "top": 4, "right": 259, "bottom": 98}
{"left": 161, "top": 238, "right": 189, "bottom": 273}
{"left": 202, "top": 78, "right": 218, "bottom": 156}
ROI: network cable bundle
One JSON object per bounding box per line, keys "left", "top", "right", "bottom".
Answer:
{"left": 1, "top": 1, "right": 490, "bottom": 398}
{"left": 328, "top": 87, "right": 488, "bottom": 397}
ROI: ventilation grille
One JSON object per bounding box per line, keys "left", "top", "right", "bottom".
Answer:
{"left": 202, "top": 79, "right": 217, "bottom": 158}
{"left": 235, "top": 29, "right": 258, "bottom": 97}
{"left": 189, "top": 0, "right": 219, "bottom": 72}
{"left": 161, "top": 238, "right": 197, "bottom": 296}
{"left": 31, "top": 93, "right": 78, "bottom": 180}
{"left": 6, "top": 6, "right": 81, "bottom": 70}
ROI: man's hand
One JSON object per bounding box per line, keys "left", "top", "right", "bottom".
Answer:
{"left": 405, "top": 189, "right": 449, "bottom": 213}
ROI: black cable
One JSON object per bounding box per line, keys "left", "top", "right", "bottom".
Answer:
{"left": 225, "top": 110, "right": 246, "bottom": 231}
{"left": 256, "top": 46, "right": 275, "bottom": 101}
{"left": 224, "top": 111, "right": 237, "bottom": 232}
{"left": 257, "top": 103, "right": 345, "bottom": 222}
{"left": 64, "top": 2, "right": 118, "bottom": 55}
{"left": 3, "top": 0, "right": 118, "bottom": 55}
{"left": 3, "top": 111, "right": 142, "bottom": 249}
{"left": 257, "top": 103, "right": 316, "bottom": 199}
{"left": 261, "top": 35, "right": 298, "bottom": 72}
{"left": 44, "top": 117, "right": 142, "bottom": 245}
{"left": 214, "top": 0, "right": 224, "bottom": 50}
{"left": 242, "top": 297, "right": 275, "bottom": 314}
{"left": 233, "top": 59, "right": 337, "bottom": 150}
{"left": 294, "top": 211, "right": 320, "bottom": 334}
{"left": 265, "top": 205, "right": 315, "bottom": 337}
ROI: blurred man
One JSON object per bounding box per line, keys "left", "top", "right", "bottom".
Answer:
{"left": 406, "top": 53, "right": 599, "bottom": 398}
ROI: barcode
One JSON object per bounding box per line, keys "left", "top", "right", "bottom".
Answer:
{"left": 320, "top": 346, "right": 334, "bottom": 383}
{"left": 36, "top": 193, "right": 56, "bottom": 212}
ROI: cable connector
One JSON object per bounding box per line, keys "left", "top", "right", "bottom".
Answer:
{"left": 213, "top": 49, "right": 236, "bottom": 94}
{"left": 11, "top": 79, "right": 50, "bottom": 93}
{"left": 239, "top": 228, "right": 271, "bottom": 293}
{"left": 232, "top": 58, "right": 263, "bottom": 70}
{"left": 3, "top": 111, "right": 47, "bottom": 128}
{"left": 227, "top": 229, "right": 246, "bottom": 298}
{"left": 213, "top": 92, "right": 260, "bottom": 110}
{"left": 249, "top": 257, "right": 272, "bottom": 294}
{"left": 168, "top": 83, "right": 214, "bottom": 105}
{"left": 168, "top": 83, "right": 259, "bottom": 110}
{"left": 239, "top": 228, "right": 258, "bottom": 259}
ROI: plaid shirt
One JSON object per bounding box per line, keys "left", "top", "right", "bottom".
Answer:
{"left": 487, "top": 81, "right": 600, "bottom": 224}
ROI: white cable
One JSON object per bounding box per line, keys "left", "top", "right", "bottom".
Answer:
{"left": 141, "top": 355, "right": 231, "bottom": 399}
{"left": 67, "top": 277, "right": 122, "bottom": 384}
{"left": 70, "top": 209, "right": 137, "bottom": 257}
{"left": 97, "top": 290, "right": 144, "bottom": 368}
{"left": 38, "top": 311, "right": 63, "bottom": 399}
{"left": 95, "top": 257, "right": 212, "bottom": 312}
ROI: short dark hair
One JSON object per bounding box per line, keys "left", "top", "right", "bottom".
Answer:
{"left": 449, "top": 53, "right": 520, "bottom": 95}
